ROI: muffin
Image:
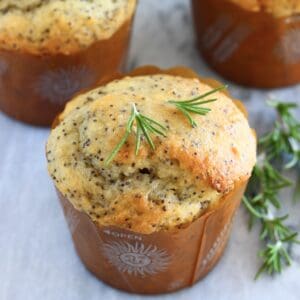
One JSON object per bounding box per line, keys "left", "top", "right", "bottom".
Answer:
{"left": 46, "top": 66, "right": 256, "bottom": 294}
{"left": 0, "top": 0, "right": 136, "bottom": 126}
{"left": 192, "top": 0, "right": 300, "bottom": 88}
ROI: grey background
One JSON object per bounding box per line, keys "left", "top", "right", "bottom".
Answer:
{"left": 0, "top": 1, "right": 299, "bottom": 299}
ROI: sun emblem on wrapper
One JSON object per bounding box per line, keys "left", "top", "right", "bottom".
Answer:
{"left": 36, "top": 65, "right": 96, "bottom": 104}
{"left": 274, "top": 28, "right": 300, "bottom": 64}
{"left": 102, "top": 241, "right": 171, "bottom": 277}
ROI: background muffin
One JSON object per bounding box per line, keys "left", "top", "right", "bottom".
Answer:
{"left": 192, "top": 0, "right": 300, "bottom": 88}
{"left": 0, "top": 0, "right": 136, "bottom": 125}
{"left": 0, "top": 0, "right": 136, "bottom": 55}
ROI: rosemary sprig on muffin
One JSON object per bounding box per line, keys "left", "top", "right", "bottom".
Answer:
{"left": 168, "top": 86, "right": 226, "bottom": 127}
{"left": 106, "top": 86, "right": 226, "bottom": 164}
{"left": 105, "top": 103, "right": 167, "bottom": 165}
{"left": 243, "top": 100, "right": 300, "bottom": 278}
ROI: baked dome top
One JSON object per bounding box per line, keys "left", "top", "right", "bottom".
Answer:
{"left": 229, "top": 0, "right": 300, "bottom": 17}
{"left": 47, "top": 74, "right": 256, "bottom": 233}
{"left": 0, "top": 0, "right": 136, "bottom": 55}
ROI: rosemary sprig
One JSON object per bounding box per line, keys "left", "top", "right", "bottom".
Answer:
{"left": 243, "top": 196, "right": 299, "bottom": 278}
{"left": 256, "top": 234, "right": 298, "bottom": 279}
{"left": 168, "top": 86, "right": 226, "bottom": 127}
{"left": 243, "top": 100, "right": 300, "bottom": 278}
{"left": 105, "top": 103, "right": 167, "bottom": 165}
{"left": 260, "top": 101, "right": 300, "bottom": 168}
{"left": 105, "top": 87, "right": 224, "bottom": 164}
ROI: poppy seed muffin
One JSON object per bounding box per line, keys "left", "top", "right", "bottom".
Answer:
{"left": 47, "top": 73, "right": 256, "bottom": 234}
{"left": 0, "top": 0, "right": 136, "bottom": 55}
{"left": 0, "top": 0, "right": 136, "bottom": 126}
{"left": 229, "top": 0, "right": 300, "bottom": 17}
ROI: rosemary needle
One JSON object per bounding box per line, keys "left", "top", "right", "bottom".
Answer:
{"left": 168, "top": 86, "right": 227, "bottom": 127}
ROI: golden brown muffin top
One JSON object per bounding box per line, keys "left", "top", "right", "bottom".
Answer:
{"left": 0, "top": 0, "right": 136, "bottom": 55}
{"left": 229, "top": 0, "right": 300, "bottom": 17}
{"left": 46, "top": 74, "right": 256, "bottom": 234}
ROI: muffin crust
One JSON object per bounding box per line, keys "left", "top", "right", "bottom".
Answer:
{"left": 47, "top": 74, "right": 256, "bottom": 233}
{"left": 0, "top": 0, "right": 136, "bottom": 55}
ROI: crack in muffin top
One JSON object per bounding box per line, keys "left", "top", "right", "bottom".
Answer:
{"left": 47, "top": 74, "right": 256, "bottom": 233}
{"left": 0, "top": 0, "right": 136, "bottom": 55}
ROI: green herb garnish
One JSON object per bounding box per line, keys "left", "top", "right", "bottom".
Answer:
{"left": 105, "top": 87, "right": 224, "bottom": 164}
{"left": 168, "top": 86, "right": 226, "bottom": 127}
{"left": 260, "top": 101, "right": 300, "bottom": 168}
{"left": 105, "top": 103, "right": 167, "bottom": 165}
{"left": 243, "top": 100, "right": 300, "bottom": 278}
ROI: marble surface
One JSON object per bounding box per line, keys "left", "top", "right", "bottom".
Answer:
{"left": 0, "top": 1, "right": 299, "bottom": 300}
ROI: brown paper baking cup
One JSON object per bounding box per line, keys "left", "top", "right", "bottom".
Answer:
{"left": 58, "top": 183, "right": 245, "bottom": 294}
{"left": 51, "top": 66, "right": 252, "bottom": 294}
{"left": 192, "top": 0, "right": 300, "bottom": 88}
{"left": 0, "top": 17, "right": 135, "bottom": 126}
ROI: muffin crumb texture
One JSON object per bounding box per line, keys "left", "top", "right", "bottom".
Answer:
{"left": 47, "top": 74, "right": 256, "bottom": 234}
{"left": 0, "top": 0, "right": 136, "bottom": 55}
{"left": 229, "top": 0, "right": 300, "bottom": 17}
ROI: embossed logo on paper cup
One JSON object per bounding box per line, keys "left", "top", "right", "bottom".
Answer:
{"left": 212, "top": 24, "right": 252, "bottom": 63}
{"left": 201, "top": 15, "right": 233, "bottom": 50}
{"left": 36, "top": 65, "right": 96, "bottom": 104}
{"left": 102, "top": 241, "right": 171, "bottom": 277}
{"left": 274, "top": 28, "right": 300, "bottom": 64}
{"left": 200, "top": 221, "right": 232, "bottom": 271}
{"left": 201, "top": 15, "right": 252, "bottom": 63}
